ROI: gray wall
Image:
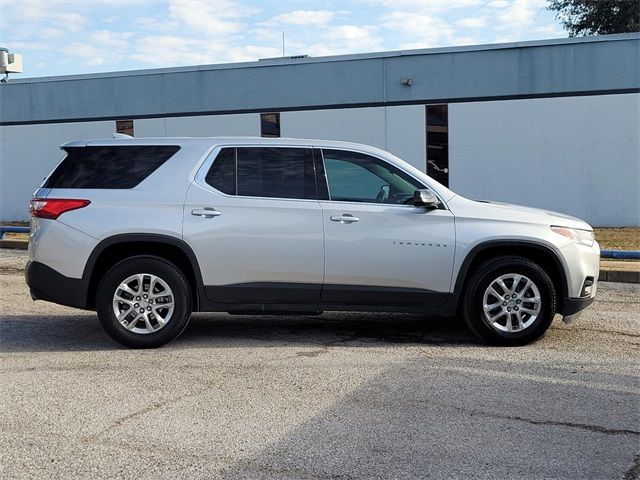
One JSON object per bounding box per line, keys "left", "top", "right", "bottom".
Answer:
{"left": 449, "top": 93, "right": 640, "bottom": 226}
{"left": 1, "top": 34, "right": 638, "bottom": 125}
{"left": 0, "top": 121, "right": 115, "bottom": 220}
{"left": 281, "top": 105, "right": 426, "bottom": 171}
{"left": 134, "top": 113, "right": 260, "bottom": 137}
{"left": 3, "top": 95, "right": 637, "bottom": 226}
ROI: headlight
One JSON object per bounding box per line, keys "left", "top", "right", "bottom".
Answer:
{"left": 551, "top": 226, "right": 595, "bottom": 247}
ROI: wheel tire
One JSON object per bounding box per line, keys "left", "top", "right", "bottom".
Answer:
{"left": 462, "top": 256, "right": 557, "bottom": 346}
{"left": 96, "top": 255, "right": 192, "bottom": 348}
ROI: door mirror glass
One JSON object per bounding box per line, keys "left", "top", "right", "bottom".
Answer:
{"left": 413, "top": 189, "right": 440, "bottom": 209}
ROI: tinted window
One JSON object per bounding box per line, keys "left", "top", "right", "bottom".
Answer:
{"left": 205, "top": 148, "right": 236, "bottom": 194}
{"left": 322, "top": 149, "right": 424, "bottom": 204}
{"left": 45, "top": 146, "right": 180, "bottom": 189}
{"left": 236, "top": 147, "right": 316, "bottom": 200}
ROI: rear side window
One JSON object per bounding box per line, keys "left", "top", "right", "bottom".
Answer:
{"left": 44, "top": 145, "right": 180, "bottom": 189}
{"left": 204, "top": 147, "right": 316, "bottom": 200}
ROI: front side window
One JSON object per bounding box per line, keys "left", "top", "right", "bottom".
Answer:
{"left": 204, "top": 147, "right": 316, "bottom": 200}
{"left": 321, "top": 149, "right": 424, "bottom": 205}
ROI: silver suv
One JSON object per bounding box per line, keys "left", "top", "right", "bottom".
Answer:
{"left": 26, "top": 137, "right": 600, "bottom": 348}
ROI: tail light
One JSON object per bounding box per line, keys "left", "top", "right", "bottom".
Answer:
{"left": 29, "top": 198, "right": 90, "bottom": 219}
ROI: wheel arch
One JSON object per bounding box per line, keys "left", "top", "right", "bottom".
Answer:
{"left": 82, "top": 234, "right": 203, "bottom": 310}
{"left": 453, "top": 240, "right": 568, "bottom": 309}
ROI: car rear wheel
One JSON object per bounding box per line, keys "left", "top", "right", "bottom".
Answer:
{"left": 462, "top": 256, "right": 557, "bottom": 345}
{"left": 96, "top": 256, "right": 192, "bottom": 348}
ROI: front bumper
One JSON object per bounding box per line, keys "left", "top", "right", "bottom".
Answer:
{"left": 557, "top": 240, "right": 599, "bottom": 322}
{"left": 25, "top": 260, "right": 89, "bottom": 309}
{"left": 560, "top": 296, "right": 594, "bottom": 323}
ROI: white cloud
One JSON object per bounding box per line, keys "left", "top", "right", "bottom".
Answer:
{"left": 383, "top": 11, "right": 456, "bottom": 47}
{"left": 487, "top": 0, "right": 510, "bottom": 7}
{"left": 0, "top": 0, "right": 568, "bottom": 77}
{"left": 496, "top": 0, "right": 547, "bottom": 27}
{"left": 378, "top": 0, "right": 482, "bottom": 12}
{"left": 67, "top": 42, "right": 109, "bottom": 65}
{"left": 312, "top": 25, "right": 382, "bottom": 55}
{"left": 456, "top": 16, "right": 487, "bottom": 28}
{"left": 167, "top": 0, "right": 248, "bottom": 36}
{"left": 130, "top": 34, "right": 280, "bottom": 66}
{"left": 266, "top": 10, "right": 335, "bottom": 26}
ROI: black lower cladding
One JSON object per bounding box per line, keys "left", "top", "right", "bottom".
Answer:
{"left": 204, "top": 282, "right": 449, "bottom": 309}
{"left": 25, "top": 260, "right": 89, "bottom": 309}
{"left": 560, "top": 296, "right": 595, "bottom": 316}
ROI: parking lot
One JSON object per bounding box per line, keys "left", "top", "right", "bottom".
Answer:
{"left": 1, "top": 249, "right": 639, "bottom": 479}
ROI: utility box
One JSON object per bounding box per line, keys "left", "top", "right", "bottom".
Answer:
{"left": 0, "top": 51, "right": 23, "bottom": 74}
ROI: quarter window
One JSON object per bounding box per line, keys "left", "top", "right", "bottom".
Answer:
{"left": 321, "top": 149, "right": 424, "bottom": 205}
{"left": 205, "top": 148, "right": 236, "bottom": 195}
{"left": 44, "top": 145, "right": 180, "bottom": 189}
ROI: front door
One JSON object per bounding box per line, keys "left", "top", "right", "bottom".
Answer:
{"left": 317, "top": 148, "right": 455, "bottom": 306}
{"left": 183, "top": 146, "right": 324, "bottom": 306}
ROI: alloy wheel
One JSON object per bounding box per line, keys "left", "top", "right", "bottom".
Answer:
{"left": 112, "top": 273, "right": 175, "bottom": 334}
{"left": 482, "top": 273, "right": 542, "bottom": 333}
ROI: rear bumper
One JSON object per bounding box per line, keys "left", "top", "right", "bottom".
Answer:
{"left": 25, "top": 260, "right": 89, "bottom": 309}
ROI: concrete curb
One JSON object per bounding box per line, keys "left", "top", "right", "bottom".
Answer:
{"left": 598, "top": 270, "right": 640, "bottom": 283}
{"left": 1, "top": 241, "right": 638, "bottom": 283}
{"left": 0, "top": 240, "right": 27, "bottom": 250}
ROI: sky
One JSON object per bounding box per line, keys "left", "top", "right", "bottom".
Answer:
{"left": 0, "top": 0, "right": 566, "bottom": 78}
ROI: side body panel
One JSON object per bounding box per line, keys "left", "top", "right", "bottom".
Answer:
{"left": 183, "top": 181, "right": 325, "bottom": 304}
{"left": 448, "top": 196, "right": 599, "bottom": 299}
{"left": 320, "top": 202, "right": 456, "bottom": 305}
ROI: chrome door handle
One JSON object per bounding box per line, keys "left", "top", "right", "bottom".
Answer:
{"left": 330, "top": 214, "right": 359, "bottom": 224}
{"left": 191, "top": 208, "right": 222, "bottom": 218}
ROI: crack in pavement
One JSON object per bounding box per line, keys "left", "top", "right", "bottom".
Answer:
{"left": 624, "top": 453, "right": 640, "bottom": 480}
{"left": 85, "top": 366, "right": 267, "bottom": 440}
{"left": 447, "top": 404, "right": 640, "bottom": 437}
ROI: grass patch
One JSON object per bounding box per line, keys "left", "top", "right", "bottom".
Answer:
{"left": 594, "top": 228, "right": 640, "bottom": 251}
{"left": 0, "top": 221, "right": 29, "bottom": 227}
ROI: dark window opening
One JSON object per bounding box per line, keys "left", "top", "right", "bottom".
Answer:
{"left": 205, "top": 148, "right": 236, "bottom": 195}
{"left": 44, "top": 145, "right": 180, "bottom": 189}
{"left": 426, "top": 105, "right": 449, "bottom": 187}
{"left": 260, "top": 113, "right": 280, "bottom": 138}
{"left": 204, "top": 147, "right": 316, "bottom": 200}
{"left": 116, "top": 119, "right": 134, "bottom": 137}
{"left": 237, "top": 147, "right": 315, "bottom": 199}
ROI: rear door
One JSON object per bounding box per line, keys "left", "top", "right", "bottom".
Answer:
{"left": 316, "top": 148, "right": 455, "bottom": 307}
{"left": 183, "top": 146, "right": 324, "bottom": 307}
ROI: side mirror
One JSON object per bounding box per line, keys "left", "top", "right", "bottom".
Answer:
{"left": 413, "top": 189, "right": 440, "bottom": 209}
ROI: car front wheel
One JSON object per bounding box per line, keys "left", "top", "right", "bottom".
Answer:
{"left": 462, "top": 256, "right": 557, "bottom": 345}
{"left": 96, "top": 256, "right": 192, "bottom": 348}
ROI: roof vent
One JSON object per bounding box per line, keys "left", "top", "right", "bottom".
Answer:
{"left": 258, "top": 55, "right": 309, "bottom": 62}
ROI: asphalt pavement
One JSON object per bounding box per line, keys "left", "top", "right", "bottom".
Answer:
{"left": 1, "top": 250, "right": 638, "bottom": 479}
